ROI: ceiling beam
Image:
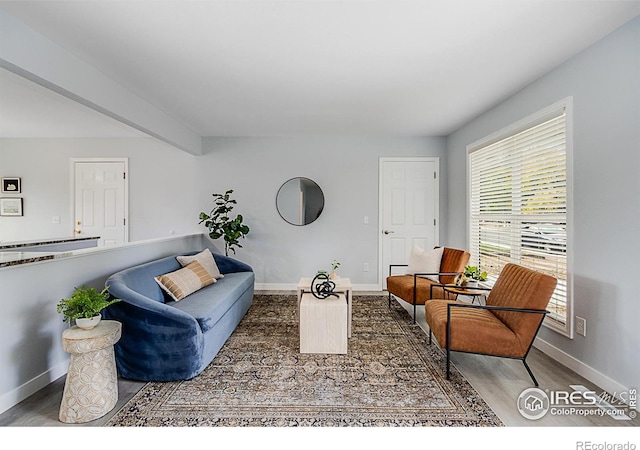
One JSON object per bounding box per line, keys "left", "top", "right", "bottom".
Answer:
{"left": 0, "top": 9, "right": 202, "bottom": 155}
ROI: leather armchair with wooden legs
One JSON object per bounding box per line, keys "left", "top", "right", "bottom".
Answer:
{"left": 425, "top": 263, "right": 557, "bottom": 386}
{"left": 386, "top": 247, "right": 470, "bottom": 322}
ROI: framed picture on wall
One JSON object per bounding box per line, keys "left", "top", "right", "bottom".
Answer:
{"left": 1, "top": 177, "right": 21, "bottom": 194}
{"left": 0, "top": 198, "right": 23, "bottom": 216}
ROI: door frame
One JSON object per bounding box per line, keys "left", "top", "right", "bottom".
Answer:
{"left": 70, "top": 157, "right": 129, "bottom": 244}
{"left": 378, "top": 156, "right": 440, "bottom": 290}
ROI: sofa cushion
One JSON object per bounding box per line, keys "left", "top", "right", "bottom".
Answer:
{"left": 406, "top": 245, "right": 443, "bottom": 282}
{"left": 169, "top": 271, "right": 255, "bottom": 333}
{"left": 177, "top": 248, "right": 224, "bottom": 279}
{"left": 155, "top": 260, "right": 215, "bottom": 302}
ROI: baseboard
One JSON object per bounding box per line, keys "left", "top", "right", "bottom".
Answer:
{"left": 0, "top": 360, "right": 68, "bottom": 415}
{"left": 255, "top": 283, "right": 383, "bottom": 292}
{"left": 534, "top": 337, "right": 637, "bottom": 411}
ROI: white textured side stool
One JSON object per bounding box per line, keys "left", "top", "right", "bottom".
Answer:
{"left": 59, "top": 320, "right": 122, "bottom": 423}
{"left": 299, "top": 292, "right": 348, "bottom": 354}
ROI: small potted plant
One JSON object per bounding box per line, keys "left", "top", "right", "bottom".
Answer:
{"left": 330, "top": 259, "right": 341, "bottom": 281}
{"left": 463, "top": 265, "right": 487, "bottom": 288}
{"left": 56, "top": 286, "right": 121, "bottom": 330}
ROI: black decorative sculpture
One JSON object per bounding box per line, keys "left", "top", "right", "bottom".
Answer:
{"left": 311, "top": 273, "right": 338, "bottom": 299}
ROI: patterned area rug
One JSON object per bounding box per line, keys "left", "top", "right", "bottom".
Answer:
{"left": 107, "top": 294, "right": 503, "bottom": 427}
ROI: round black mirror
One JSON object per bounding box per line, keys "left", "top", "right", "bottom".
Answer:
{"left": 276, "top": 177, "right": 324, "bottom": 226}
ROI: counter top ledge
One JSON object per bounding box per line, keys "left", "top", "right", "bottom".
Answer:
{"left": 0, "top": 236, "right": 100, "bottom": 251}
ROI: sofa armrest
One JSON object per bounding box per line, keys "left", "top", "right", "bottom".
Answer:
{"left": 213, "top": 253, "right": 253, "bottom": 274}
{"left": 106, "top": 279, "right": 197, "bottom": 329}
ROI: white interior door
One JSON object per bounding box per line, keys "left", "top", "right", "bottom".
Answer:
{"left": 73, "top": 159, "right": 128, "bottom": 246}
{"left": 379, "top": 157, "right": 439, "bottom": 289}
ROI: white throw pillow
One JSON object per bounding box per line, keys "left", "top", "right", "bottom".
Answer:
{"left": 176, "top": 248, "right": 223, "bottom": 279}
{"left": 154, "top": 261, "right": 215, "bottom": 302}
{"left": 405, "top": 246, "right": 444, "bottom": 282}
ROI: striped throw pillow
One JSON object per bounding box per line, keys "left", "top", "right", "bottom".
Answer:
{"left": 176, "top": 248, "right": 224, "bottom": 279}
{"left": 154, "top": 260, "right": 215, "bottom": 302}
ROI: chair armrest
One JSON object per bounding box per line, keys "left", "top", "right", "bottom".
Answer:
{"left": 389, "top": 264, "right": 408, "bottom": 276}
{"left": 403, "top": 273, "right": 461, "bottom": 305}
{"left": 446, "top": 302, "right": 549, "bottom": 316}
{"left": 416, "top": 272, "right": 461, "bottom": 279}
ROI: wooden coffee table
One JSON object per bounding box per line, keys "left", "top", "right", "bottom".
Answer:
{"left": 297, "top": 277, "right": 352, "bottom": 337}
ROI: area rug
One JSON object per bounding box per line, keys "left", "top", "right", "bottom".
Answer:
{"left": 106, "top": 294, "right": 503, "bottom": 427}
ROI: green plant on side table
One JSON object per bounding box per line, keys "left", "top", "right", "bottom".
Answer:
{"left": 199, "top": 189, "right": 250, "bottom": 256}
{"left": 330, "top": 259, "right": 341, "bottom": 280}
{"left": 462, "top": 265, "right": 488, "bottom": 286}
{"left": 56, "top": 286, "right": 121, "bottom": 330}
{"left": 317, "top": 259, "right": 341, "bottom": 280}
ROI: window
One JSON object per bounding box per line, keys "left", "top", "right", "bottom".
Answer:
{"left": 468, "top": 98, "right": 572, "bottom": 336}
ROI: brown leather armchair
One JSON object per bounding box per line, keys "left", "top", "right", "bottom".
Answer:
{"left": 425, "top": 263, "right": 557, "bottom": 386}
{"left": 386, "top": 247, "right": 470, "bottom": 322}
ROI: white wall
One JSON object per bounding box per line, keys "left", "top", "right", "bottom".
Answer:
{"left": 0, "top": 137, "right": 202, "bottom": 243}
{"left": 1, "top": 134, "right": 448, "bottom": 288}
{"left": 446, "top": 17, "right": 639, "bottom": 394}
{"left": 0, "top": 233, "right": 204, "bottom": 414}
{"left": 198, "top": 136, "right": 447, "bottom": 288}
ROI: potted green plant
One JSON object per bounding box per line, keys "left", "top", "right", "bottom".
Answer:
{"left": 56, "top": 286, "right": 121, "bottom": 330}
{"left": 199, "top": 189, "right": 250, "bottom": 256}
{"left": 330, "top": 259, "right": 341, "bottom": 280}
{"left": 463, "top": 265, "right": 487, "bottom": 287}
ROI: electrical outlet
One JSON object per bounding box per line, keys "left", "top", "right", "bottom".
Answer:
{"left": 363, "top": 263, "right": 369, "bottom": 272}
{"left": 576, "top": 316, "right": 586, "bottom": 337}
{"left": 52, "top": 216, "right": 60, "bottom": 224}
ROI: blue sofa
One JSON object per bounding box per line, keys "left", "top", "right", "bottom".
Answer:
{"left": 103, "top": 251, "right": 254, "bottom": 381}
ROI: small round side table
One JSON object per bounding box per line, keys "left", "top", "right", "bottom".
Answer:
{"left": 59, "top": 320, "right": 122, "bottom": 424}
{"left": 443, "top": 286, "right": 489, "bottom": 305}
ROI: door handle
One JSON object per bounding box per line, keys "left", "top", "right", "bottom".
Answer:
{"left": 383, "top": 230, "right": 395, "bottom": 235}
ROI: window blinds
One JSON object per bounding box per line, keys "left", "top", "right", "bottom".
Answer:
{"left": 470, "top": 112, "right": 568, "bottom": 326}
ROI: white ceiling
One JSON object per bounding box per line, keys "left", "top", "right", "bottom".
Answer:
{"left": 1, "top": 1, "right": 639, "bottom": 138}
